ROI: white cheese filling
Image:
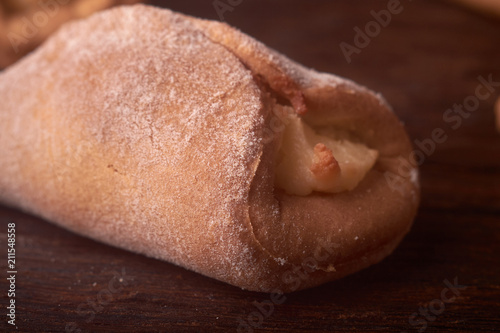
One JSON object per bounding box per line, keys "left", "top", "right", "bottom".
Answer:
{"left": 274, "top": 113, "right": 378, "bottom": 196}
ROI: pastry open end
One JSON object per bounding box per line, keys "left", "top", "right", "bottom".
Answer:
{"left": 275, "top": 111, "right": 379, "bottom": 195}
{"left": 0, "top": 5, "right": 419, "bottom": 292}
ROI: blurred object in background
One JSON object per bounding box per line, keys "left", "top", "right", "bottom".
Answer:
{"left": 0, "top": 0, "right": 144, "bottom": 70}
{"left": 2, "top": 0, "right": 496, "bottom": 71}
{"left": 447, "top": 0, "right": 500, "bottom": 18}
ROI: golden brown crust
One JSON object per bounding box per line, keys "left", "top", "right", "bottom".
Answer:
{"left": 310, "top": 143, "right": 341, "bottom": 180}
{"left": 0, "top": 5, "right": 419, "bottom": 292}
{"left": 183, "top": 15, "right": 310, "bottom": 115}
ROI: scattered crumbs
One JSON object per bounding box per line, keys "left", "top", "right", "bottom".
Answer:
{"left": 274, "top": 257, "right": 287, "bottom": 265}
{"left": 119, "top": 278, "right": 123, "bottom": 283}
{"left": 354, "top": 236, "right": 359, "bottom": 240}
{"left": 336, "top": 311, "right": 383, "bottom": 320}
{"left": 92, "top": 282, "right": 97, "bottom": 287}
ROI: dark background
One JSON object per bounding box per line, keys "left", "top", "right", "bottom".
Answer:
{"left": 1, "top": 0, "right": 499, "bottom": 332}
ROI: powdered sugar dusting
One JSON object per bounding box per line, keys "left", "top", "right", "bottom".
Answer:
{"left": 0, "top": 5, "right": 267, "bottom": 282}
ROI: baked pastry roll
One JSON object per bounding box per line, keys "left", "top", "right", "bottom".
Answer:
{"left": 0, "top": 5, "right": 419, "bottom": 292}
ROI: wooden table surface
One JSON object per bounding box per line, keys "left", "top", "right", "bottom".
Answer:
{"left": 1, "top": 0, "right": 500, "bottom": 332}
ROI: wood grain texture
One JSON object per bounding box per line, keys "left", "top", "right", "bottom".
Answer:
{"left": 1, "top": 0, "right": 499, "bottom": 331}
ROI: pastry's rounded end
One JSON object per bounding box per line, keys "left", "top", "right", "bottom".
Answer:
{"left": 243, "top": 73, "right": 419, "bottom": 293}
